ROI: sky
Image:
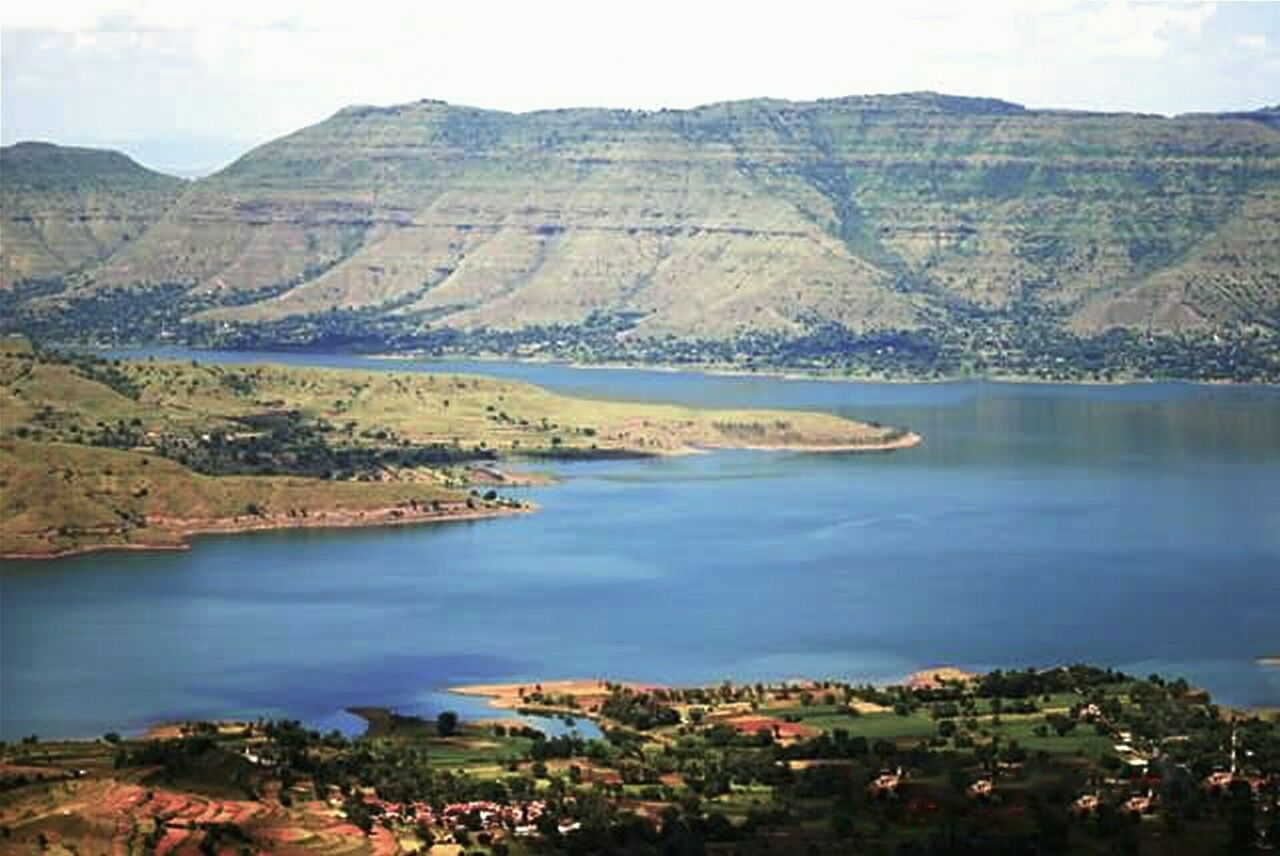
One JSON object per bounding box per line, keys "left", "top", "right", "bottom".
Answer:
{"left": 2, "top": 0, "right": 1278, "bottom": 175}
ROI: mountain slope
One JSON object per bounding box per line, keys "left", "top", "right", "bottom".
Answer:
{"left": 84, "top": 98, "right": 925, "bottom": 337}
{"left": 0, "top": 142, "right": 187, "bottom": 287}
{"left": 1072, "top": 184, "right": 1280, "bottom": 331}
{"left": 3, "top": 94, "right": 1279, "bottom": 379}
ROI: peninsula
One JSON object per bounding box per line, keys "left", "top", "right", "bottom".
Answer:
{"left": 0, "top": 336, "right": 917, "bottom": 558}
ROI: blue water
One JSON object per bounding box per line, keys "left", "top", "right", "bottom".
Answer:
{"left": 2, "top": 351, "right": 1278, "bottom": 740}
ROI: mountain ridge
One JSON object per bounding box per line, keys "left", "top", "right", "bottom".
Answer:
{"left": 3, "top": 93, "right": 1278, "bottom": 380}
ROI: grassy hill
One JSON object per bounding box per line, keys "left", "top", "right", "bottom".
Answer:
{"left": 0, "top": 336, "right": 910, "bottom": 557}
{"left": 0, "top": 142, "right": 187, "bottom": 288}
{"left": 3, "top": 94, "right": 1279, "bottom": 379}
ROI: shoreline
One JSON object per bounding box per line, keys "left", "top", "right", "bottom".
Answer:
{"left": 0, "top": 502, "right": 532, "bottom": 562}
{"left": 451, "top": 679, "right": 648, "bottom": 706}
{"left": 84, "top": 342, "right": 1280, "bottom": 389}
{"left": 11, "top": 663, "right": 1277, "bottom": 745}
{"left": 448, "top": 668, "right": 966, "bottom": 709}
{"left": 694, "top": 430, "right": 922, "bottom": 455}
{"left": 0, "top": 429, "right": 915, "bottom": 563}
{"left": 369, "top": 350, "right": 1280, "bottom": 389}
{"left": 0, "top": 422, "right": 918, "bottom": 561}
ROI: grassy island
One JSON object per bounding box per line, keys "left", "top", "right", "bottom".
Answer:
{"left": 0, "top": 336, "right": 916, "bottom": 558}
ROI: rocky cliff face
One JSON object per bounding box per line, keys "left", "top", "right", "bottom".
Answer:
{"left": 0, "top": 142, "right": 186, "bottom": 287}
{"left": 5, "top": 94, "right": 1279, "bottom": 361}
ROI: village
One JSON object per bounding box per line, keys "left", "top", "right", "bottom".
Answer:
{"left": 2, "top": 664, "right": 1276, "bottom": 853}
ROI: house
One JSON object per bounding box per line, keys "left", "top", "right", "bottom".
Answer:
{"left": 1071, "top": 794, "right": 1100, "bottom": 816}
{"left": 1203, "top": 770, "right": 1234, "bottom": 792}
{"left": 868, "top": 768, "right": 902, "bottom": 797}
{"left": 967, "top": 779, "right": 994, "bottom": 799}
{"left": 1123, "top": 793, "right": 1154, "bottom": 816}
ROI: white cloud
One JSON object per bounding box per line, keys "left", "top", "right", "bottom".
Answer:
{"left": 1024, "top": 1, "right": 1218, "bottom": 60}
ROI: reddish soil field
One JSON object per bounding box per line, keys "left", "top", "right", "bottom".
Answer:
{"left": 723, "top": 716, "right": 819, "bottom": 740}
{"left": 0, "top": 779, "right": 380, "bottom": 855}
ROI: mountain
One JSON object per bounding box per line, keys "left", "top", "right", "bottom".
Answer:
{"left": 3, "top": 94, "right": 1279, "bottom": 379}
{"left": 0, "top": 142, "right": 187, "bottom": 287}
{"left": 1198, "top": 105, "right": 1280, "bottom": 131}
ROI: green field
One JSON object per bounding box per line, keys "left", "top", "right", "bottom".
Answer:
{"left": 798, "top": 710, "right": 939, "bottom": 740}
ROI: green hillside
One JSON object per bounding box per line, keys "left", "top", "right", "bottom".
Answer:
{"left": 3, "top": 94, "right": 1279, "bottom": 380}
{"left": 0, "top": 142, "right": 187, "bottom": 287}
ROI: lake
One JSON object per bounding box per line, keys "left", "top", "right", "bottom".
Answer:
{"left": 2, "top": 351, "right": 1278, "bottom": 740}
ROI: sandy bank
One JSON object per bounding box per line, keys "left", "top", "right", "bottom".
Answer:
{"left": 450, "top": 679, "right": 658, "bottom": 712}
{"left": 906, "top": 666, "right": 981, "bottom": 689}
{"left": 1, "top": 502, "right": 531, "bottom": 561}
{"left": 694, "top": 431, "right": 922, "bottom": 455}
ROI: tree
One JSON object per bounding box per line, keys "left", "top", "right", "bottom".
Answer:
{"left": 436, "top": 710, "right": 459, "bottom": 737}
{"left": 415, "top": 823, "right": 435, "bottom": 849}
{"left": 342, "top": 795, "right": 374, "bottom": 835}
{"left": 1228, "top": 780, "right": 1256, "bottom": 853}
